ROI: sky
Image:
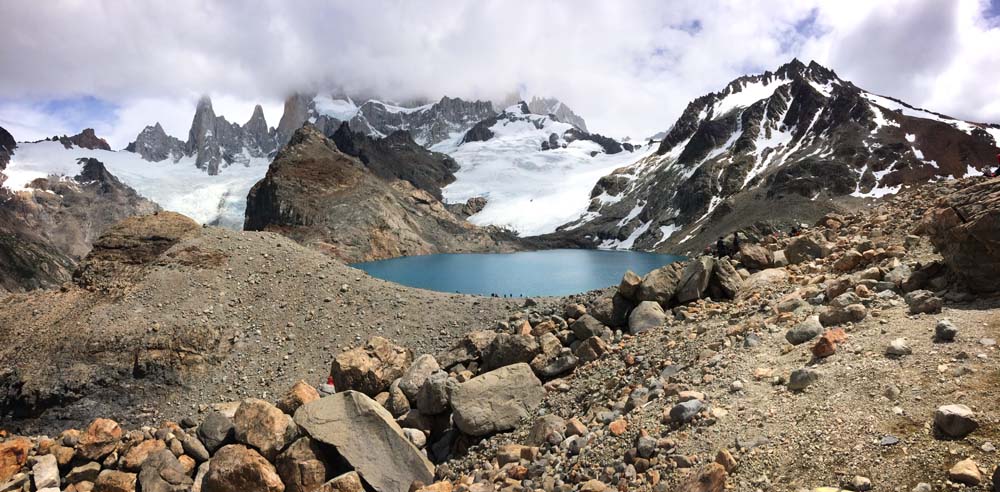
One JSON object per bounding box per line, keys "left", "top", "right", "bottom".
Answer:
{"left": 0, "top": 0, "right": 998, "bottom": 148}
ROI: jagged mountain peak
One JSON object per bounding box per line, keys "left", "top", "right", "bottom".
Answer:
{"left": 565, "top": 59, "right": 1000, "bottom": 253}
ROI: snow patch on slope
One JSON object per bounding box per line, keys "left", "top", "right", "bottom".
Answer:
{"left": 4, "top": 141, "right": 268, "bottom": 228}
{"left": 712, "top": 79, "right": 792, "bottom": 117}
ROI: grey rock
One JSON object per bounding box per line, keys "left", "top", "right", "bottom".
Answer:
{"left": 481, "top": 333, "right": 539, "bottom": 371}
{"left": 528, "top": 414, "right": 567, "bottom": 446}
{"left": 415, "top": 370, "right": 453, "bottom": 415}
{"left": 399, "top": 354, "right": 441, "bottom": 402}
{"left": 294, "top": 391, "right": 435, "bottom": 492}
{"left": 668, "top": 400, "right": 703, "bottom": 423}
{"left": 934, "top": 404, "right": 978, "bottom": 439}
{"left": 819, "top": 303, "right": 867, "bottom": 327}
{"left": 885, "top": 338, "right": 912, "bottom": 357}
{"left": 636, "top": 262, "right": 685, "bottom": 305}
{"left": 788, "top": 368, "right": 820, "bottom": 391}
{"left": 138, "top": 449, "right": 194, "bottom": 492}
{"left": 785, "top": 316, "right": 824, "bottom": 345}
{"left": 450, "top": 363, "right": 544, "bottom": 436}
{"left": 571, "top": 314, "right": 607, "bottom": 341}
{"left": 31, "top": 454, "right": 59, "bottom": 490}
{"left": 676, "top": 257, "right": 714, "bottom": 304}
{"left": 197, "top": 411, "right": 235, "bottom": 453}
{"left": 904, "top": 290, "right": 943, "bottom": 314}
{"left": 935, "top": 319, "right": 958, "bottom": 341}
{"left": 628, "top": 301, "right": 665, "bottom": 334}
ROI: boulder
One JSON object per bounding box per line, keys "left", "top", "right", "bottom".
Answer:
{"left": 416, "top": 371, "right": 454, "bottom": 415}
{"left": 531, "top": 352, "right": 578, "bottom": 378}
{"left": 384, "top": 379, "right": 411, "bottom": 417}
{"left": 738, "top": 243, "right": 773, "bottom": 270}
{"left": 669, "top": 400, "right": 704, "bottom": 423}
{"left": 677, "top": 463, "right": 727, "bottom": 492}
{"left": 618, "top": 270, "right": 642, "bottom": 301}
{"left": 78, "top": 418, "right": 123, "bottom": 461}
{"left": 276, "top": 381, "right": 320, "bottom": 415}
{"left": 589, "top": 293, "right": 632, "bottom": 328}
{"left": 570, "top": 314, "right": 607, "bottom": 341}
{"left": 331, "top": 336, "right": 413, "bottom": 396}
{"left": 399, "top": 354, "right": 441, "bottom": 402}
{"left": 628, "top": 301, "right": 665, "bottom": 334}
{"left": 676, "top": 257, "right": 714, "bottom": 304}
{"left": 935, "top": 319, "right": 958, "bottom": 342}
{"left": 787, "top": 368, "right": 820, "bottom": 391}
{"left": 0, "top": 437, "right": 31, "bottom": 483}
{"left": 66, "top": 462, "right": 102, "bottom": 483}
{"left": 918, "top": 179, "right": 1000, "bottom": 292}
{"left": 94, "top": 470, "right": 137, "bottom": 492}
{"left": 122, "top": 439, "right": 167, "bottom": 471}
{"left": 233, "top": 399, "right": 298, "bottom": 460}
{"left": 316, "top": 472, "right": 364, "bottom": 492}
{"left": 834, "top": 250, "right": 864, "bottom": 272}
{"left": 948, "top": 458, "right": 982, "bottom": 486}
{"left": 32, "top": 454, "right": 59, "bottom": 490}
{"left": 527, "top": 415, "right": 567, "bottom": 446}
{"left": 785, "top": 316, "right": 824, "bottom": 345}
{"left": 574, "top": 336, "right": 609, "bottom": 363}
{"left": 177, "top": 431, "right": 210, "bottom": 463}
{"left": 480, "top": 333, "right": 539, "bottom": 371}
{"left": 202, "top": 445, "right": 284, "bottom": 492}
{"left": 198, "top": 411, "right": 235, "bottom": 454}
{"left": 934, "top": 404, "right": 978, "bottom": 439}
{"left": 784, "top": 233, "right": 830, "bottom": 264}
{"left": 818, "top": 304, "right": 867, "bottom": 327}
{"left": 437, "top": 331, "right": 495, "bottom": 370}
{"left": 138, "top": 449, "right": 194, "bottom": 492}
{"left": 636, "top": 262, "right": 685, "bottom": 305}
{"left": 710, "top": 258, "right": 742, "bottom": 299}
{"left": 294, "top": 391, "right": 434, "bottom": 492}
{"left": 450, "top": 363, "right": 545, "bottom": 436}
{"left": 904, "top": 290, "right": 943, "bottom": 315}
{"left": 275, "top": 438, "right": 333, "bottom": 492}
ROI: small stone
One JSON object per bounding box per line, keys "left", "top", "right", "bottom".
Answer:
{"left": 911, "top": 483, "right": 932, "bottom": 492}
{"left": 935, "top": 319, "right": 958, "bottom": 342}
{"left": 668, "top": 400, "right": 703, "bottom": 424}
{"left": 787, "top": 368, "right": 819, "bottom": 391}
{"left": 849, "top": 475, "right": 872, "bottom": 491}
{"left": 879, "top": 435, "right": 899, "bottom": 446}
{"left": 934, "top": 404, "right": 978, "bottom": 439}
{"left": 948, "top": 458, "right": 981, "bottom": 485}
{"left": 885, "top": 338, "right": 912, "bottom": 357}
{"left": 714, "top": 448, "right": 737, "bottom": 472}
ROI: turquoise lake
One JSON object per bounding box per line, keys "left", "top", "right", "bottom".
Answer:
{"left": 352, "top": 249, "right": 685, "bottom": 297}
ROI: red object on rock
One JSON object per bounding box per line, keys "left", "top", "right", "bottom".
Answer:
{"left": 326, "top": 375, "right": 334, "bottom": 386}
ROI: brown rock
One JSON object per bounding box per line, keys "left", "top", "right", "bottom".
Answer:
{"left": 233, "top": 399, "right": 298, "bottom": 460}
{"left": 122, "top": 439, "right": 166, "bottom": 471}
{"left": 202, "top": 445, "right": 284, "bottom": 492}
{"left": 574, "top": 336, "right": 609, "bottom": 363}
{"left": 78, "top": 419, "right": 123, "bottom": 461}
{"left": 714, "top": 449, "right": 737, "bottom": 473}
{"left": 0, "top": 437, "right": 31, "bottom": 483}
{"left": 331, "top": 336, "right": 413, "bottom": 396}
{"left": 316, "top": 472, "right": 364, "bottom": 492}
{"left": 948, "top": 458, "right": 982, "bottom": 485}
{"left": 275, "top": 437, "right": 332, "bottom": 492}
{"left": 94, "top": 470, "right": 137, "bottom": 492}
{"left": 618, "top": 270, "right": 642, "bottom": 300}
{"left": 276, "top": 381, "right": 320, "bottom": 415}
{"left": 608, "top": 419, "right": 627, "bottom": 436}
{"left": 414, "top": 482, "right": 453, "bottom": 492}
{"left": 738, "top": 243, "right": 773, "bottom": 270}
{"left": 811, "top": 328, "right": 847, "bottom": 358}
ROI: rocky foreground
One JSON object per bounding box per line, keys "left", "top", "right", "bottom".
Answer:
{"left": 1, "top": 177, "right": 1000, "bottom": 492}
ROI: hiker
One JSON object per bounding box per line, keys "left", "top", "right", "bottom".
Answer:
{"left": 715, "top": 236, "right": 726, "bottom": 258}
{"left": 790, "top": 226, "right": 800, "bottom": 237}
{"left": 732, "top": 232, "right": 740, "bottom": 251}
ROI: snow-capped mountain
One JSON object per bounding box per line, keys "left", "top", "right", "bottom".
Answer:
{"left": 275, "top": 94, "right": 495, "bottom": 148}
{"left": 563, "top": 59, "right": 1000, "bottom": 252}
{"left": 527, "top": 96, "right": 589, "bottom": 132}
{"left": 127, "top": 97, "right": 277, "bottom": 175}
{"left": 436, "top": 102, "right": 641, "bottom": 236}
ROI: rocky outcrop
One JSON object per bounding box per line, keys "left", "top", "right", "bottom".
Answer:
{"left": 329, "top": 123, "right": 458, "bottom": 200}
{"left": 125, "top": 123, "right": 185, "bottom": 162}
{"left": 918, "top": 178, "right": 1000, "bottom": 292}
{"left": 0, "top": 125, "right": 14, "bottom": 170}
{"left": 527, "top": 96, "right": 589, "bottom": 132}
{"left": 61, "top": 128, "right": 112, "bottom": 151}
{"left": 563, "top": 59, "right": 1000, "bottom": 254}
{"left": 128, "top": 96, "right": 277, "bottom": 175}
{"left": 0, "top": 158, "right": 159, "bottom": 292}
{"left": 243, "top": 125, "right": 522, "bottom": 263}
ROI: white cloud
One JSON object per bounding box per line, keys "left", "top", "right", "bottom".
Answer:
{"left": 0, "top": 0, "right": 997, "bottom": 147}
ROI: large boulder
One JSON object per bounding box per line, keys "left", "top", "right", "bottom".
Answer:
{"left": 202, "top": 444, "right": 284, "bottom": 492}
{"left": 233, "top": 399, "right": 298, "bottom": 460}
{"left": 0, "top": 437, "right": 31, "bottom": 483}
{"left": 738, "top": 243, "right": 773, "bottom": 270}
{"left": 589, "top": 293, "right": 632, "bottom": 328}
{"left": 636, "top": 262, "right": 685, "bottom": 305}
{"left": 618, "top": 270, "right": 641, "bottom": 301}
{"left": 437, "top": 330, "right": 496, "bottom": 370}
{"left": 197, "top": 411, "right": 235, "bottom": 454}
{"left": 450, "top": 363, "right": 545, "bottom": 437}
{"left": 676, "top": 257, "right": 714, "bottom": 304}
{"left": 570, "top": 314, "right": 607, "bottom": 341}
{"left": 276, "top": 381, "right": 320, "bottom": 415}
{"left": 294, "top": 391, "right": 434, "bottom": 492}
{"left": 710, "top": 257, "right": 742, "bottom": 299}
{"left": 918, "top": 179, "right": 1000, "bottom": 292}
{"left": 784, "top": 233, "right": 831, "bottom": 264}
{"left": 331, "top": 336, "right": 413, "bottom": 396}
{"left": 480, "top": 333, "right": 539, "bottom": 371}
{"left": 628, "top": 301, "right": 665, "bottom": 334}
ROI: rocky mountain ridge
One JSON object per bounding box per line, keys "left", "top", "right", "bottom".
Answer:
{"left": 560, "top": 59, "right": 1000, "bottom": 254}
{"left": 244, "top": 125, "right": 523, "bottom": 263}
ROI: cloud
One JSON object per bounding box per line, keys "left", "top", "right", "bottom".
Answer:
{"left": 0, "top": 0, "right": 997, "bottom": 147}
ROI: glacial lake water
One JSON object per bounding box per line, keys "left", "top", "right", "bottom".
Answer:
{"left": 352, "top": 249, "right": 685, "bottom": 297}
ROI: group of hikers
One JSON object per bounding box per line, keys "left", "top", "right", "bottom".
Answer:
{"left": 984, "top": 153, "right": 1000, "bottom": 178}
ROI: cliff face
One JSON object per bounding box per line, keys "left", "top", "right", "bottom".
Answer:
{"left": 244, "top": 126, "right": 522, "bottom": 263}
{"left": 0, "top": 158, "right": 159, "bottom": 291}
